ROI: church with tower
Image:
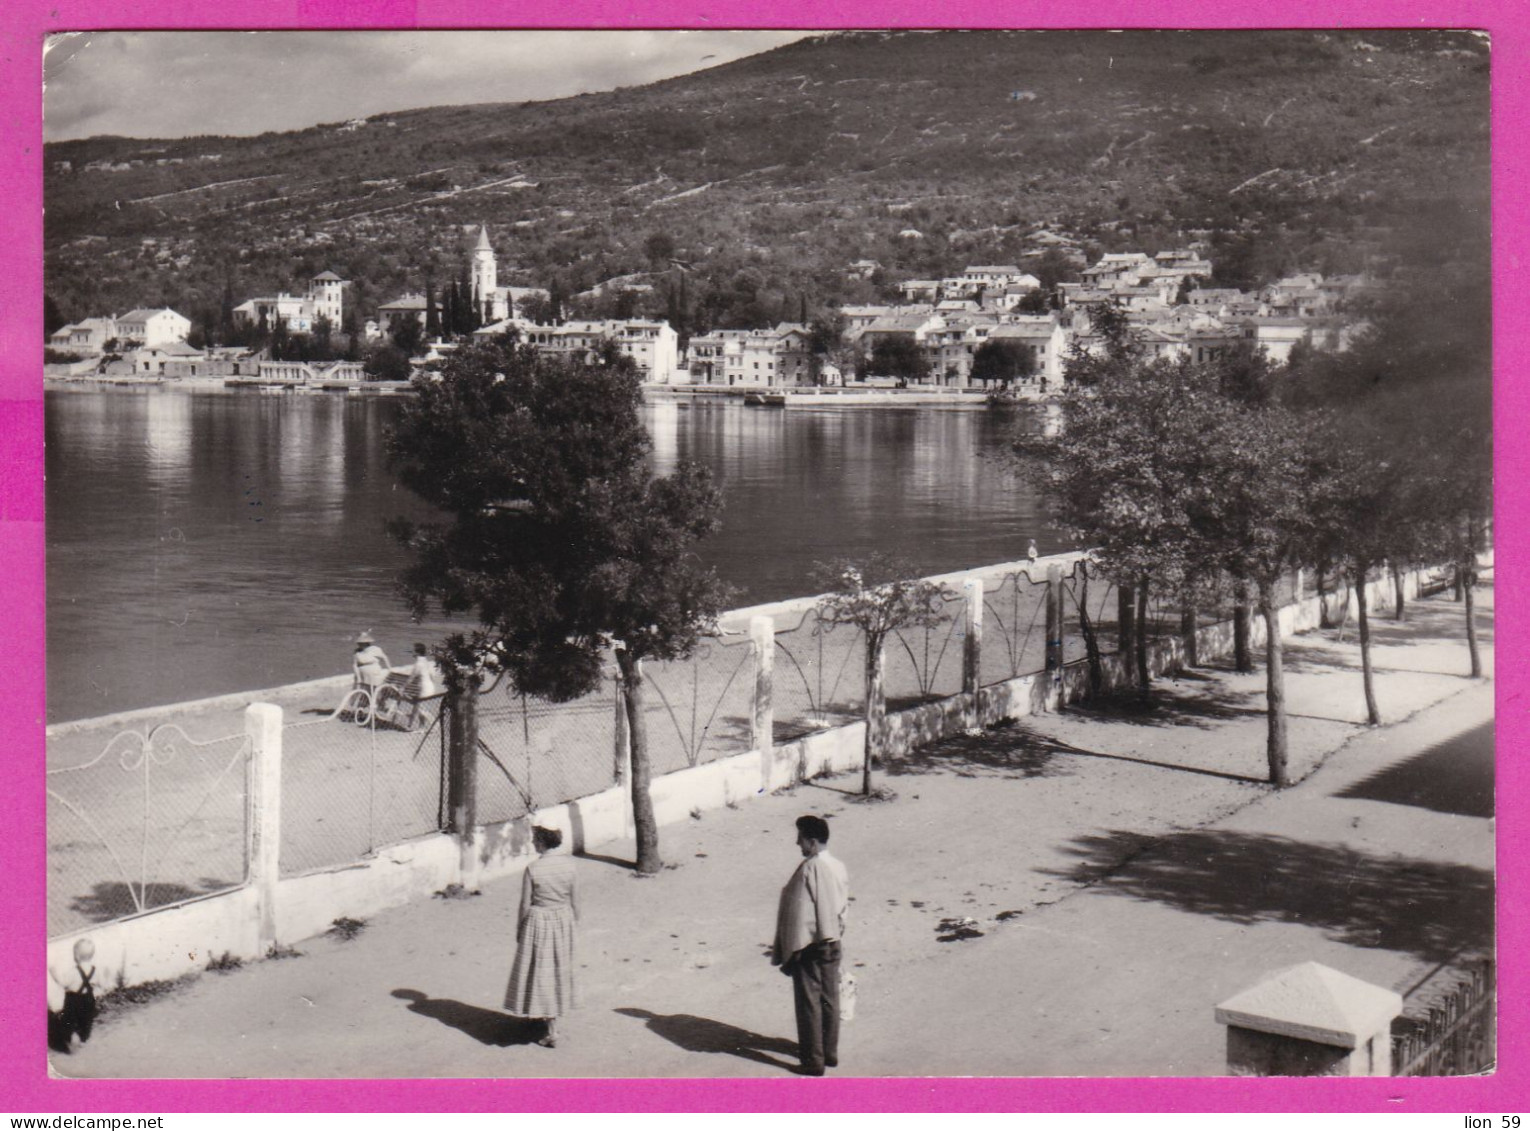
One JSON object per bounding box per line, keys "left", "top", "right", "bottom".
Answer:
{"left": 470, "top": 223, "right": 545, "bottom": 325}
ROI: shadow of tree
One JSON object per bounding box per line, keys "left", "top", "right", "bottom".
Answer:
{"left": 614, "top": 1007, "right": 798, "bottom": 1069}
{"left": 1338, "top": 721, "right": 1494, "bottom": 819}
{"left": 887, "top": 720, "right": 1068, "bottom": 780}
{"left": 391, "top": 988, "right": 540, "bottom": 1047}
{"left": 1062, "top": 684, "right": 1268, "bottom": 729}
{"left": 68, "top": 878, "right": 239, "bottom": 923}
{"left": 1043, "top": 829, "right": 1493, "bottom": 964}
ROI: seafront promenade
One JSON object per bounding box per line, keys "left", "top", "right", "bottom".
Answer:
{"left": 51, "top": 586, "right": 1494, "bottom": 1079}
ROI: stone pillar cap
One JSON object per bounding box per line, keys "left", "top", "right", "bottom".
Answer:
{"left": 1214, "top": 961, "right": 1404, "bottom": 1049}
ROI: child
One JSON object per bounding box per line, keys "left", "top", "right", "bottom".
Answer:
{"left": 48, "top": 939, "right": 98, "bottom": 1054}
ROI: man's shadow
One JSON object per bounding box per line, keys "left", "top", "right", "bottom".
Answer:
{"left": 392, "top": 989, "right": 542, "bottom": 1047}
{"left": 615, "top": 1007, "right": 797, "bottom": 1070}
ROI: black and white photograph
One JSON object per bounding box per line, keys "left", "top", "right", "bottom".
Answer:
{"left": 41, "top": 28, "right": 1494, "bottom": 1082}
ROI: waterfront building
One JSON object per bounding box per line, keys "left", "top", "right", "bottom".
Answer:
{"left": 480, "top": 318, "right": 680, "bottom": 383}
{"left": 233, "top": 271, "right": 348, "bottom": 334}
{"left": 986, "top": 316, "right": 1069, "bottom": 384}
{"left": 127, "top": 340, "right": 206, "bottom": 376}
{"left": 686, "top": 329, "right": 753, "bottom": 384}
{"left": 48, "top": 317, "right": 117, "bottom": 354}
{"left": 376, "top": 293, "right": 428, "bottom": 335}
{"left": 114, "top": 307, "right": 192, "bottom": 348}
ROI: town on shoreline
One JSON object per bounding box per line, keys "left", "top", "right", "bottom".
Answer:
{"left": 45, "top": 227, "right": 1368, "bottom": 400}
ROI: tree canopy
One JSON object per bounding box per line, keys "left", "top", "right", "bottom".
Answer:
{"left": 386, "top": 334, "right": 729, "bottom": 871}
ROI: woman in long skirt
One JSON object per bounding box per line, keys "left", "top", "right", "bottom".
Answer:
{"left": 505, "top": 825, "right": 579, "bottom": 1047}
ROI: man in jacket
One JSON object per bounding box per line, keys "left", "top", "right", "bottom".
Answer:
{"left": 771, "top": 814, "right": 850, "bottom": 1076}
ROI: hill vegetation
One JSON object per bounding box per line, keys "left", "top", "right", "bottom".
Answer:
{"left": 43, "top": 29, "right": 1489, "bottom": 340}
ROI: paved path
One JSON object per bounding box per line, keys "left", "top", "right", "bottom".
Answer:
{"left": 55, "top": 590, "right": 1495, "bottom": 1079}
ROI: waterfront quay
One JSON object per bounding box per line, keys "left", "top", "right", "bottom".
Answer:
{"left": 48, "top": 581, "right": 1494, "bottom": 1079}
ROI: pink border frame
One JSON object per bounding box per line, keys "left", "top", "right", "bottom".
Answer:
{"left": 2, "top": 3, "right": 1521, "bottom": 1113}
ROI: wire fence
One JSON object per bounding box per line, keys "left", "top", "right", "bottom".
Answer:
{"left": 1061, "top": 560, "right": 1122, "bottom": 665}
{"left": 641, "top": 634, "right": 758, "bottom": 774}
{"left": 980, "top": 569, "right": 1052, "bottom": 687}
{"left": 47, "top": 723, "right": 250, "bottom": 938}
{"left": 885, "top": 585, "right": 968, "bottom": 707}
{"left": 772, "top": 610, "right": 867, "bottom": 741}
{"left": 48, "top": 555, "right": 1366, "bottom": 935}
{"left": 277, "top": 693, "right": 448, "bottom": 877}
{"left": 475, "top": 675, "right": 621, "bottom": 823}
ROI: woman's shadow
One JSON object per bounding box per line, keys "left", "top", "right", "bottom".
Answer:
{"left": 615, "top": 1007, "right": 798, "bottom": 1070}
{"left": 392, "top": 989, "right": 542, "bottom": 1047}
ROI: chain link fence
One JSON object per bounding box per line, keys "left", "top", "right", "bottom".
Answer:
{"left": 475, "top": 676, "right": 621, "bottom": 824}
{"left": 48, "top": 723, "right": 250, "bottom": 937}
{"left": 772, "top": 609, "right": 867, "bottom": 741}
{"left": 277, "top": 694, "right": 448, "bottom": 877}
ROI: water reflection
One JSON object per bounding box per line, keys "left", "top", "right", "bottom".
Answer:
{"left": 46, "top": 390, "right": 1057, "bottom": 721}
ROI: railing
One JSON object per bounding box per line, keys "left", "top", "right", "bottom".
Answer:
{"left": 1392, "top": 960, "right": 1496, "bottom": 1076}
{"left": 47, "top": 723, "right": 251, "bottom": 937}
{"left": 50, "top": 551, "right": 1457, "bottom": 941}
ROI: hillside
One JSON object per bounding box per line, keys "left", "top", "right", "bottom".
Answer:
{"left": 43, "top": 29, "right": 1490, "bottom": 336}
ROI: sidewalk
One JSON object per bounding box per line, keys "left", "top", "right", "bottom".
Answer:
{"left": 55, "top": 589, "right": 1494, "bottom": 1079}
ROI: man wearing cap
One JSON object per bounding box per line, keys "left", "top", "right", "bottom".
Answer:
{"left": 352, "top": 632, "right": 391, "bottom": 691}
{"left": 771, "top": 814, "right": 850, "bottom": 1076}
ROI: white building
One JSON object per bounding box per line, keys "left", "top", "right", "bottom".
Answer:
{"left": 233, "top": 271, "right": 348, "bottom": 334}
{"left": 115, "top": 308, "right": 192, "bottom": 348}
{"left": 482, "top": 318, "right": 681, "bottom": 384}
{"left": 48, "top": 317, "right": 118, "bottom": 354}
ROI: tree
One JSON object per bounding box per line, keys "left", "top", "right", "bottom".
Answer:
{"left": 643, "top": 231, "right": 676, "bottom": 266}
{"left": 1014, "top": 320, "right": 1316, "bottom": 785}
{"left": 386, "top": 337, "right": 729, "bottom": 875}
{"left": 868, "top": 336, "right": 929, "bottom": 384}
{"left": 519, "top": 292, "right": 556, "bottom": 326}
{"left": 813, "top": 555, "right": 946, "bottom": 796}
{"left": 310, "top": 316, "right": 335, "bottom": 362}
{"left": 1199, "top": 400, "right": 1317, "bottom": 786}
{"left": 363, "top": 343, "right": 411, "bottom": 382}
{"left": 970, "top": 338, "right": 1036, "bottom": 388}
{"left": 390, "top": 314, "right": 424, "bottom": 356}
{"left": 44, "top": 294, "right": 67, "bottom": 338}
{"left": 218, "top": 282, "right": 235, "bottom": 346}
{"left": 425, "top": 280, "right": 440, "bottom": 339}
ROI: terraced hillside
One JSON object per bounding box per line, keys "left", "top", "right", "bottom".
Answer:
{"left": 43, "top": 29, "right": 1489, "bottom": 336}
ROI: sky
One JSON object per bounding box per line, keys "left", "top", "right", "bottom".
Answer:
{"left": 42, "top": 30, "right": 813, "bottom": 143}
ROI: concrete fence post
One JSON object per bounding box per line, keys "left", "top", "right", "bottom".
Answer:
{"left": 962, "top": 577, "right": 984, "bottom": 724}
{"left": 1045, "top": 564, "right": 1065, "bottom": 704}
{"left": 751, "top": 615, "right": 775, "bottom": 791}
{"left": 446, "top": 688, "right": 480, "bottom": 889}
{"left": 612, "top": 666, "right": 630, "bottom": 787}
{"left": 245, "top": 702, "right": 283, "bottom": 957}
{"left": 1215, "top": 962, "right": 1402, "bottom": 1076}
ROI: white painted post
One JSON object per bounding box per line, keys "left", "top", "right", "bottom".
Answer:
{"left": 1215, "top": 962, "right": 1402, "bottom": 1076}
{"left": 962, "top": 577, "right": 984, "bottom": 726}
{"left": 245, "top": 702, "right": 283, "bottom": 957}
{"left": 751, "top": 615, "right": 775, "bottom": 792}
